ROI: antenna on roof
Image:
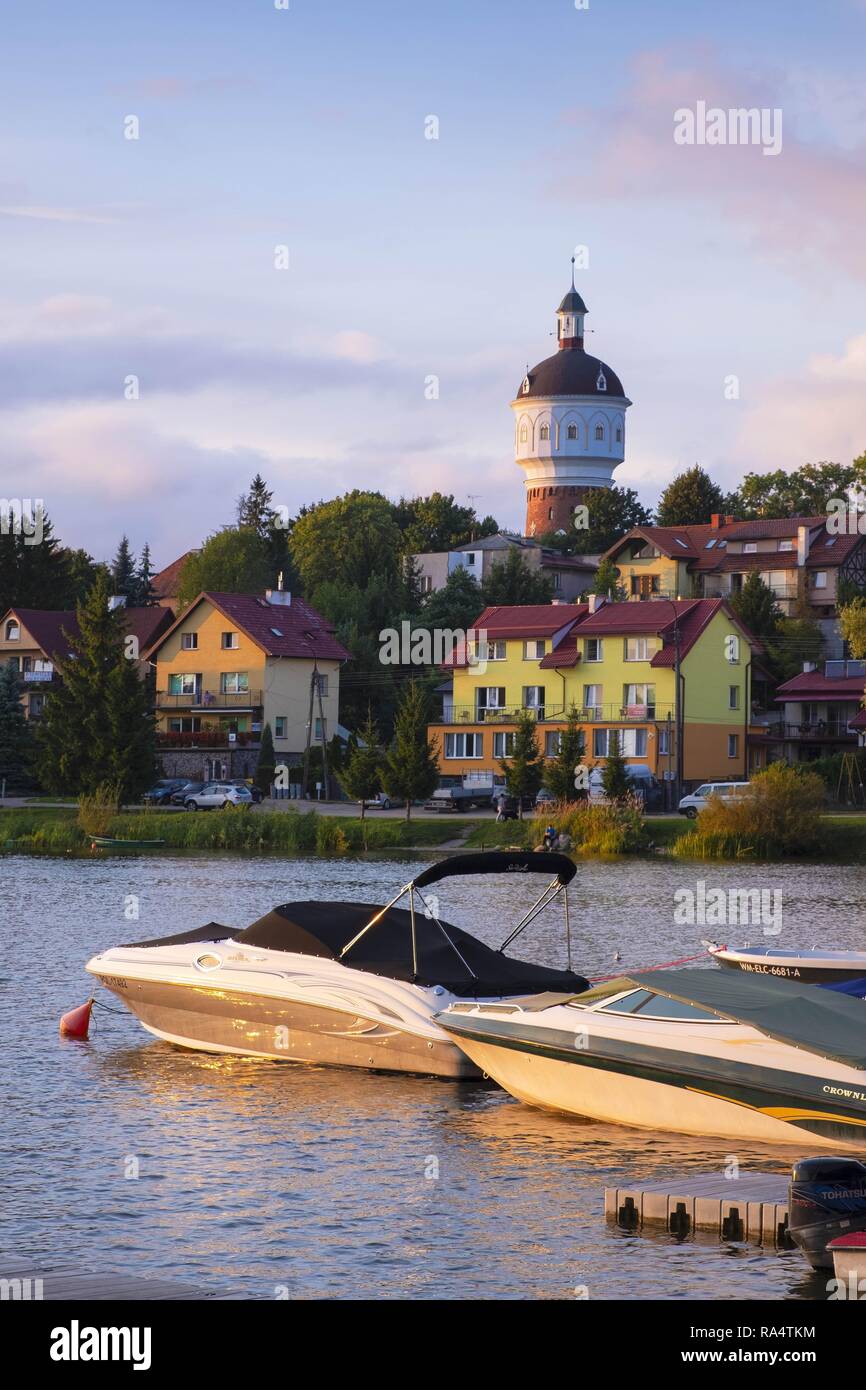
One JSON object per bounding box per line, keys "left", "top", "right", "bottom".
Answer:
{"left": 571, "top": 254, "right": 576, "bottom": 289}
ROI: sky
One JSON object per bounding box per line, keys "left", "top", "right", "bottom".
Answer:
{"left": 2, "top": 0, "right": 866, "bottom": 568}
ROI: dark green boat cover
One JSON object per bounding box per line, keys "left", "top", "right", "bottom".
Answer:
{"left": 629, "top": 968, "right": 866, "bottom": 1071}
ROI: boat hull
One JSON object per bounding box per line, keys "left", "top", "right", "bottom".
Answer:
{"left": 440, "top": 1022, "right": 866, "bottom": 1149}
{"left": 88, "top": 965, "right": 480, "bottom": 1079}
{"left": 709, "top": 945, "right": 866, "bottom": 984}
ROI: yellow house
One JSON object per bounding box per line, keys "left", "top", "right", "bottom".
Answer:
{"left": 148, "top": 590, "right": 349, "bottom": 771}
{"left": 429, "top": 598, "right": 761, "bottom": 792}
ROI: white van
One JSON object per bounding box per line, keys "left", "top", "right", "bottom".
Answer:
{"left": 677, "top": 782, "right": 751, "bottom": 818}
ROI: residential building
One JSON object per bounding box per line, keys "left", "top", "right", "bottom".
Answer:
{"left": 151, "top": 550, "right": 198, "bottom": 612}
{"left": 429, "top": 597, "right": 761, "bottom": 794}
{"left": 604, "top": 514, "right": 866, "bottom": 656}
{"left": 760, "top": 660, "right": 866, "bottom": 764}
{"left": 413, "top": 532, "right": 598, "bottom": 603}
{"left": 514, "top": 274, "right": 632, "bottom": 536}
{"left": 0, "top": 601, "right": 172, "bottom": 721}
{"left": 148, "top": 589, "right": 350, "bottom": 780}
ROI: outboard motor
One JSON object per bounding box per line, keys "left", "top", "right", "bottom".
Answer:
{"left": 788, "top": 1157, "right": 866, "bottom": 1269}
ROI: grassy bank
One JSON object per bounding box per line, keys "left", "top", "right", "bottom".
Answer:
{"left": 0, "top": 806, "right": 471, "bottom": 856}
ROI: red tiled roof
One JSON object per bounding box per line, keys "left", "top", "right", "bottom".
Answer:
{"left": 573, "top": 598, "right": 762, "bottom": 664}
{"left": 8, "top": 605, "right": 173, "bottom": 659}
{"left": 724, "top": 517, "right": 825, "bottom": 538}
{"left": 152, "top": 550, "right": 197, "bottom": 603}
{"left": 606, "top": 517, "right": 866, "bottom": 577}
{"left": 713, "top": 552, "right": 799, "bottom": 572}
{"left": 148, "top": 591, "right": 351, "bottom": 662}
{"left": 775, "top": 670, "right": 866, "bottom": 702}
{"left": 469, "top": 603, "right": 588, "bottom": 638}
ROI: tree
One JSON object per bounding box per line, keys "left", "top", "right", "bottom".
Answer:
{"left": 0, "top": 660, "right": 32, "bottom": 792}
{"left": 481, "top": 548, "right": 554, "bottom": 606}
{"left": 729, "top": 461, "right": 866, "bottom": 519}
{"left": 839, "top": 598, "right": 866, "bottom": 659}
{"left": 178, "top": 528, "right": 274, "bottom": 608}
{"left": 255, "top": 721, "right": 276, "bottom": 796}
{"left": 237, "top": 473, "right": 276, "bottom": 539}
{"left": 729, "top": 572, "right": 781, "bottom": 640}
{"left": 36, "top": 572, "right": 155, "bottom": 801}
{"left": 337, "top": 708, "right": 382, "bottom": 818}
{"left": 499, "top": 711, "right": 543, "bottom": 815}
{"left": 111, "top": 536, "right": 138, "bottom": 601}
{"left": 290, "top": 491, "right": 404, "bottom": 594}
{"left": 59, "top": 548, "right": 110, "bottom": 607}
{"left": 601, "top": 730, "right": 632, "bottom": 801}
{"left": 656, "top": 466, "right": 726, "bottom": 527}
{"left": 543, "top": 707, "right": 586, "bottom": 802}
{"left": 0, "top": 504, "right": 74, "bottom": 615}
{"left": 419, "top": 567, "right": 483, "bottom": 633}
{"left": 766, "top": 618, "right": 824, "bottom": 684}
{"left": 394, "top": 493, "right": 498, "bottom": 552}
{"left": 381, "top": 681, "right": 440, "bottom": 819}
{"left": 571, "top": 486, "right": 653, "bottom": 554}
{"left": 590, "top": 556, "right": 623, "bottom": 600}
{"left": 136, "top": 543, "right": 156, "bottom": 606}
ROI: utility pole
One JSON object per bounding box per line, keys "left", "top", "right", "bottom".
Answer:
{"left": 301, "top": 666, "right": 316, "bottom": 799}
{"left": 673, "top": 613, "right": 683, "bottom": 809}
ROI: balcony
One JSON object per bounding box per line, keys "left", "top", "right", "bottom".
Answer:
{"left": 779, "top": 721, "right": 857, "bottom": 742}
{"left": 439, "top": 703, "right": 675, "bottom": 725}
{"left": 156, "top": 730, "right": 259, "bottom": 748}
{"left": 156, "top": 688, "right": 263, "bottom": 711}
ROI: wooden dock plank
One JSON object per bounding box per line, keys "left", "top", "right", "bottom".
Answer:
{"left": 0, "top": 1254, "right": 243, "bottom": 1301}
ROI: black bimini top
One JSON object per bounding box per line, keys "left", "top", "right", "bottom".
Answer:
{"left": 631, "top": 969, "right": 866, "bottom": 1071}
{"left": 236, "top": 900, "right": 587, "bottom": 998}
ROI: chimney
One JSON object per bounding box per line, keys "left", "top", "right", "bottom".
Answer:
{"left": 587, "top": 594, "right": 606, "bottom": 614}
{"left": 797, "top": 525, "right": 811, "bottom": 566}
{"left": 107, "top": 595, "right": 127, "bottom": 611}
{"left": 265, "top": 590, "right": 292, "bottom": 607}
{"left": 724, "top": 514, "right": 735, "bottom": 525}
{"left": 803, "top": 660, "right": 817, "bottom": 674}
{"left": 710, "top": 514, "right": 722, "bottom": 529}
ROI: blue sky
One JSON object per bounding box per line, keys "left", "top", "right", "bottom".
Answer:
{"left": 2, "top": 0, "right": 866, "bottom": 564}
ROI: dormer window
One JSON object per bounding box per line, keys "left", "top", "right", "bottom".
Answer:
{"left": 743, "top": 543, "right": 757, "bottom": 553}
{"left": 779, "top": 540, "right": 793, "bottom": 552}
{"left": 522, "top": 376, "right": 530, "bottom": 394}
{"left": 5, "top": 620, "right": 20, "bottom": 641}
{"left": 596, "top": 370, "right": 607, "bottom": 391}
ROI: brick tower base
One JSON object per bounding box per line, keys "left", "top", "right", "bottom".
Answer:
{"left": 524, "top": 483, "right": 601, "bottom": 538}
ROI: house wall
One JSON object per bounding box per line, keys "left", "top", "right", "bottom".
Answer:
{"left": 0, "top": 617, "right": 54, "bottom": 719}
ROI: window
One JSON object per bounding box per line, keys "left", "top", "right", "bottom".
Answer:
{"left": 522, "top": 377, "right": 530, "bottom": 395}
{"left": 624, "top": 637, "right": 657, "bottom": 661}
{"left": 548, "top": 508, "right": 553, "bottom": 521}
{"left": 814, "top": 571, "right": 828, "bottom": 589}
{"left": 519, "top": 424, "right": 528, "bottom": 442}
{"left": 220, "top": 672, "right": 249, "bottom": 694}
{"left": 593, "top": 728, "right": 609, "bottom": 757}
{"left": 584, "top": 638, "right": 603, "bottom": 662}
{"left": 658, "top": 727, "right": 670, "bottom": 755}
{"left": 221, "top": 631, "right": 239, "bottom": 650}
{"left": 493, "top": 731, "right": 515, "bottom": 758}
{"left": 420, "top": 575, "right": 433, "bottom": 595}
{"left": 743, "top": 542, "right": 757, "bottom": 553}
{"left": 270, "top": 627, "right": 284, "bottom": 637}
{"left": 316, "top": 674, "right": 329, "bottom": 696}
{"left": 705, "top": 539, "right": 717, "bottom": 550}
{"left": 540, "top": 424, "right": 550, "bottom": 441}
{"left": 523, "top": 639, "right": 546, "bottom": 659}
{"left": 615, "top": 427, "right": 622, "bottom": 442}
{"left": 168, "top": 673, "right": 199, "bottom": 695}
{"left": 28, "top": 693, "right": 45, "bottom": 718}
{"left": 4, "top": 620, "right": 19, "bottom": 641}
{"left": 275, "top": 717, "right": 287, "bottom": 738}
{"left": 445, "top": 732, "right": 483, "bottom": 758}
{"left": 623, "top": 683, "right": 655, "bottom": 716}
{"left": 674, "top": 537, "right": 688, "bottom": 548}
{"left": 583, "top": 683, "right": 602, "bottom": 716}
{"left": 596, "top": 990, "right": 722, "bottom": 1022}
{"left": 728, "top": 734, "right": 739, "bottom": 758}
{"left": 729, "top": 685, "right": 740, "bottom": 710}
{"left": 779, "top": 539, "right": 793, "bottom": 552}
{"left": 594, "top": 425, "right": 605, "bottom": 441}
{"left": 476, "top": 639, "right": 506, "bottom": 662}
{"left": 523, "top": 685, "right": 545, "bottom": 713}
{"left": 725, "top": 634, "right": 740, "bottom": 663}
{"left": 475, "top": 686, "right": 506, "bottom": 716}
{"left": 181, "top": 632, "right": 198, "bottom": 650}
{"left": 168, "top": 716, "right": 202, "bottom": 733}
{"left": 545, "top": 730, "right": 562, "bottom": 756}
{"left": 567, "top": 424, "right": 578, "bottom": 440}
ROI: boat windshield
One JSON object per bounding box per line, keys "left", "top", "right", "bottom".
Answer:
{"left": 578, "top": 988, "right": 729, "bottom": 1022}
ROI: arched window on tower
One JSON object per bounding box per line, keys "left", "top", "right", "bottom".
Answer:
{"left": 548, "top": 508, "right": 554, "bottom": 521}
{"left": 540, "top": 425, "right": 549, "bottom": 441}
{"left": 616, "top": 427, "right": 622, "bottom": 443}
{"left": 519, "top": 424, "right": 528, "bottom": 443}
{"left": 567, "top": 424, "right": 578, "bottom": 440}
{"left": 595, "top": 424, "right": 605, "bottom": 441}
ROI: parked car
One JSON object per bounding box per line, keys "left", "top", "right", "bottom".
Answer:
{"left": 228, "top": 778, "right": 264, "bottom": 804}
{"left": 363, "top": 792, "right": 405, "bottom": 810}
{"left": 143, "top": 778, "right": 187, "bottom": 806}
{"left": 678, "top": 781, "right": 751, "bottom": 819}
{"left": 184, "top": 782, "right": 254, "bottom": 811}
{"left": 535, "top": 787, "right": 556, "bottom": 807}
{"left": 423, "top": 786, "right": 495, "bottom": 812}
{"left": 169, "top": 780, "right": 206, "bottom": 805}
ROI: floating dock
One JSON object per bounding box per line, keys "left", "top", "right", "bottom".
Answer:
{"left": 604, "top": 1172, "right": 793, "bottom": 1246}
{"left": 0, "top": 1254, "right": 245, "bottom": 1301}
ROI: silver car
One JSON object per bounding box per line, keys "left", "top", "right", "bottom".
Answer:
{"left": 184, "top": 782, "right": 254, "bottom": 811}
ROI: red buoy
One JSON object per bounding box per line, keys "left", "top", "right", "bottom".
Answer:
{"left": 59, "top": 999, "right": 94, "bottom": 1039}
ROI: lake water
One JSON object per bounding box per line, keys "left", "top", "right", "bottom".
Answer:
{"left": 2, "top": 851, "right": 864, "bottom": 1300}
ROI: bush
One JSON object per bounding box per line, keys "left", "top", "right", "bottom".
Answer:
{"left": 77, "top": 782, "right": 122, "bottom": 837}
{"left": 531, "top": 795, "right": 645, "bottom": 855}
{"left": 673, "top": 762, "right": 826, "bottom": 859}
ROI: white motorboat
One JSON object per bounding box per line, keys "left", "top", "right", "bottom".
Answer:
{"left": 85, "top": 852, "right": 588, "bottom": 1079}
{"left": 705, "top": 940, "right": 866, "bottom": 985}
{"left": 437, "top": 968, "right": 866, "bottom": 1148}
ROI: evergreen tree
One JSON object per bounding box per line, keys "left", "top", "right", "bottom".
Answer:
{"left": 656, "top": 466, "right": 726, "bottom": 527}
{"left": 0, "top": 504, "right": 72, "bottom": 614}
{"left": 237, "top": 473, "right": 276, "bottom": 539}
{"left": 0, "top": 660, "right": 32, "bottom": 792}
{"left": 499, "top": 710, "right": 543, "bottom": 816}
{"left": 481, "top": 548, "right": 554, "bottom": 606}
{"left": 381, "top": 680, "right": 440, "bottom": 820}
{"left": 543, "top": 707, "right": 586, "bottom": 802}
{"left": 338, "top": 708, "right": 382, "bottom": 819}
{"left": 36, "top": 572, "right": 154, "bottom": 800}
{"left": 111, "top": 536, "right": 137, "bottom": 602}
{"left": 601, "top": 730, "right": 632, "bottom": 801}
{"left": 136, "top": 543, "right": 156, "bottom": 606}
{"left": 419, "top": 567, "right": 483, "bottom": 633}
{"left": 256, "top": 721, "right": 276, "bottom": 795}
{"left": 590, "top": 556, "right": 623, "bottom": 600}
{"left": 729, "top": 571, "right": 781, "bottom": 639}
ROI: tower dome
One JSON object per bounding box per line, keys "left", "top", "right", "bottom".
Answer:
{"left": 512, "top": 273, "right": 631, "bottom": 537}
